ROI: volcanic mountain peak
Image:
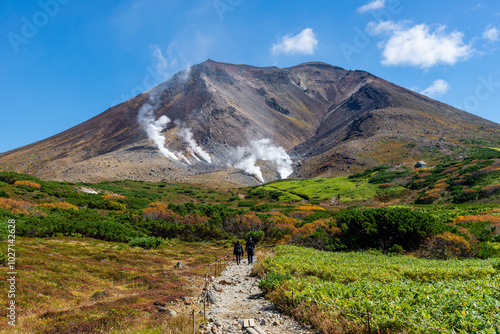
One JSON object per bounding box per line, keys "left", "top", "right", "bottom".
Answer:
{"left": 1, "top": 60, "right": 499, "bottom": 185}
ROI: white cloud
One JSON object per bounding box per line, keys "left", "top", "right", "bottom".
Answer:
{"left": 420, "top": 79, "right": 450, "bottom": 97}
{"left": 368, "top": 21, "right": 474, "bottom": 68}
{"left": 357, "top": 0, "right": 386, "bottom": 13}
{"left": 482, "top": 27, "right": 499, "bottom": 41}
{"left": 271, "top": 28, "right": 318, "bottom": 55}
{"left": 150, "top": 45, "right": 169, "bottom": 80}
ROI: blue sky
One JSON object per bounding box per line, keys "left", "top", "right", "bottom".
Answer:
{"left": 1, "top": 0, "right": 499, "bottom": 153}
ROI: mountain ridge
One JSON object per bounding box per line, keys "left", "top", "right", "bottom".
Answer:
{"left": 1, "top": 59, "right": 500, "bottom": 185}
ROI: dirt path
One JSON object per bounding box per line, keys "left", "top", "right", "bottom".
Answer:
{"left": 201, "top": 257, "right": 319, "bottom": 334}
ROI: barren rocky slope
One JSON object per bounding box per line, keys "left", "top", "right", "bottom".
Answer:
{"left": 1, "top": 60, "right": 499, "bottom": 185}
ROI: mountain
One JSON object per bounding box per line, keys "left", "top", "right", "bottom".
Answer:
{"left": 1, "top": 59, "right": 500, "bottom": 186}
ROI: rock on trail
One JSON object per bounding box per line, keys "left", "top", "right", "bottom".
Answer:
{"left": 202, "top": 257, "right": 319, "bottom": 334}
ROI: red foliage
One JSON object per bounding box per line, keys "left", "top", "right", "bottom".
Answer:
{"left": 223, "top": 214, "right": 265, "bottom": 235}
{"left": 143, "top": 202, "right": 181, "bottom": 222}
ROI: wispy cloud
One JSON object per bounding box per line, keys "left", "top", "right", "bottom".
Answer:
{"left": 421, "top": 79, "right": 450, "bottom": 97}
{"left": 150, "top": 45, "right": 169, "bottom": 81}
{"left": 271, "top": 28, "right": 318, "bottom": 55}
{"left": 368, "top": 21, "right": 473, "bottom": 68}
{"left": 357, "top": 0, "right": 386, "bottom": 13}
{"left": 482, "top": 26, "right": 499, "bottom": 41}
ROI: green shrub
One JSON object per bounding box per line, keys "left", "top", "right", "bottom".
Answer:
{"left": 128, "top": 237, "right": 164, "bottom": 249}
{"left": 477, "top": 242, "right": 500, "bottom": 259}
{"left": 245, "top": 230, "right": 265, "bottom": 244}
{"left": 389, "top": 244, "right": 404, "bottom": 254}
{"left": 0, "top": 251, "right": 7, "bottom": 265}
{"left": 0, "top": 190, "right": 10, "bottom": 198}
{"left": 334, "top": 207, "right": 445, "bottom": 251}
{"left": 238, "top": 201, "right": 257, "bottom": 208}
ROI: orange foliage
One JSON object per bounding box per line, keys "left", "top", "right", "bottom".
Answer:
{"left": 453, "top": 215, "right": 500, "bottom": 224}
{"left": 294, "top": 219, "right": 341, "bottom": 238}
{"left": 102, "top": 193, "right": 126, "bottom": 200}
{"left": 183, "top": 213, "right": 209, "bottom": 225}
{"left": 442, "top": 167, "right": 459, "bottom": 174}
{"left": 270, "top": 215, "right": 298, "bottom": 226}
{"left": 417, "top": 193, "right": 440, "bottom": 204}
{"left": 223, "top": 214, "right": 265, "bottom": 235}
{"left": 295, "top": 205, "right": 325, "bottom": 211}
{"left": 378, "top": 183, "right": 393, "bottom": 188}
{"left": 269, "top": 211, "right": 284, "bottom": 216}
{"left": 420, "top": 232, "right": 471, "bottom": 259}
{"left": 416, "top": 172, "right": 432, "bottom": 179}
{"left": 0, "top": 198, "right": 30, "bottom": 214}
{"left": 39, "top": 202, "right": 79, "bottom": 210}
{"left": 143, "top": 202, "right": 181, "bottom": 222}
{"left": 13, "top": 180, "right": 41, "bottom": 189}
{"left": 482, "top": 207, "right": 500, "bottom": 214}
{"left": 432, "top": 180, "right": 448, "bottom": 189}
{"left": 482, "top": 184, "right": 500, "bottom": 195}
{"left": 471, "top": 166, "right": 500, "bottom": 176}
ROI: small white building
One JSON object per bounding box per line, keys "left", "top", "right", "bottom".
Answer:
{"left": 415, "top": 161, "right": 428, "bottom": 168}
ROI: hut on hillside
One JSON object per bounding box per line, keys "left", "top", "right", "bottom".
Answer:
{"left": 415, "top": 161, "right": 428, "bottom": 168}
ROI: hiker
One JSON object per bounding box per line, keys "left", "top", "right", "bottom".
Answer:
{"left": 233, "top": 240, "right": 243, "bottom": 265}
{"left": 245, "top": 237, "right": 255, "bottom": 264}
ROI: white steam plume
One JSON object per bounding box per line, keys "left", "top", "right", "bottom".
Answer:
{"left": 178, "top": 127, "right": 212, "bottom": 163}
{"left": 251, "top": 139, "right": 293, "bottom": 179}
{"left": 137, "top": 102, "right": 179, "bottom": 160}
{"left": 236, "top": 155, "right": 264, "bottom": 183}
{"left": 233, "top": 139, "right": 293, "bottom": 182}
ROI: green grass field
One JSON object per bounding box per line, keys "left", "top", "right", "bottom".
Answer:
{"left": 251, "top": 176, "right": 404, "bottom": 203}
{"left": 259, "top": 245, "right": 500, "bottom": 333}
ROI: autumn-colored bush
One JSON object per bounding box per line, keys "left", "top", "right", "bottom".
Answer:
{"left": 378, "top": 183, "right": 393, "bottom": 188}
{"left": 39, "top": 202, "right": 79, "bottom": 211}
{"left": 432, "top": 180, "right": 448, "bottom": 190}
{"left": 269, "top": 215, "right": 298, "bottom": 226}
{"left": 223, "top": 214, "right": 265, "bottom": 236}
{"left": 482, "top": 184, "right": 500, "bottom": 196}
{"left": 182, "top": 213, "right": 209, "bottom": 226}
{"left": 105, "top": 200, "right": 127, "bottom": 211}
{"left": 288, "top": 211, "right": 313, "bottom": 219}
{"left": 295, "top": 205, "right": 325, "bottom": 211}
{"left": 293, "top": 219, "right": 340, "bottom": 238}
{"left": 463, "top": 189, "right": 477, "bottom": 196}
{"left": 102, "top": 193, "right": 126, "bottom": 200}
{"left": 416, "top": 193, "right": 440, "bottom": 204}
{"left": 13, "top": 180, "right": 41, "bottom": 189}
{"left": 453, "top": 215, "right": 500, "bottom": 224}
{"left": 419, "top": 232, "right": 471, "bottom": 259}
{"left": 469, "top": 166, "right": 500, "bottom": 178}
{"left": 452, "top": 178, "right": 468, "bottom": 186}
{"left": 143, "top": 202, "right": 181, "bottom": 223}
{"left": 442, "top": 167, "right": 459, "bottom": 174}
{"left": 416, "top": 172, "right": 432, "bottom": 179}
{"left": 0, "top": 198, "right": 32, "bottom": 214}
{"left": 413, "top": 178, "right": 427, "bottom": 185}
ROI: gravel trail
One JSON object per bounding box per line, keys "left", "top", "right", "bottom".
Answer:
{"left": 201, "top": 257, "right": 319, "bottom": 334}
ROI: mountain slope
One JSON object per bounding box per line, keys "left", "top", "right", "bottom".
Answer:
{"left": 1, "top": 60, "right": 499, "bottom": 185}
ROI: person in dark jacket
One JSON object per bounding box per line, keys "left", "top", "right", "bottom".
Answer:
{"left": 233, "top": 241, "right": 243, "bottom": 265}
{"left": 245, "top": 237, "right": 255, "bottom": 264}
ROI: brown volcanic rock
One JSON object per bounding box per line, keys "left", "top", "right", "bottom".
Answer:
{"left": 1, "top": 59, "right": 500, "bottom": 184}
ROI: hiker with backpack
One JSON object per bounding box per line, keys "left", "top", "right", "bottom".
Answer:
{"left": 245, "top": 237, "right": 255, "bottom": 264}
{"left": 233, "top": 240, "right": 243, "bottom": 265}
